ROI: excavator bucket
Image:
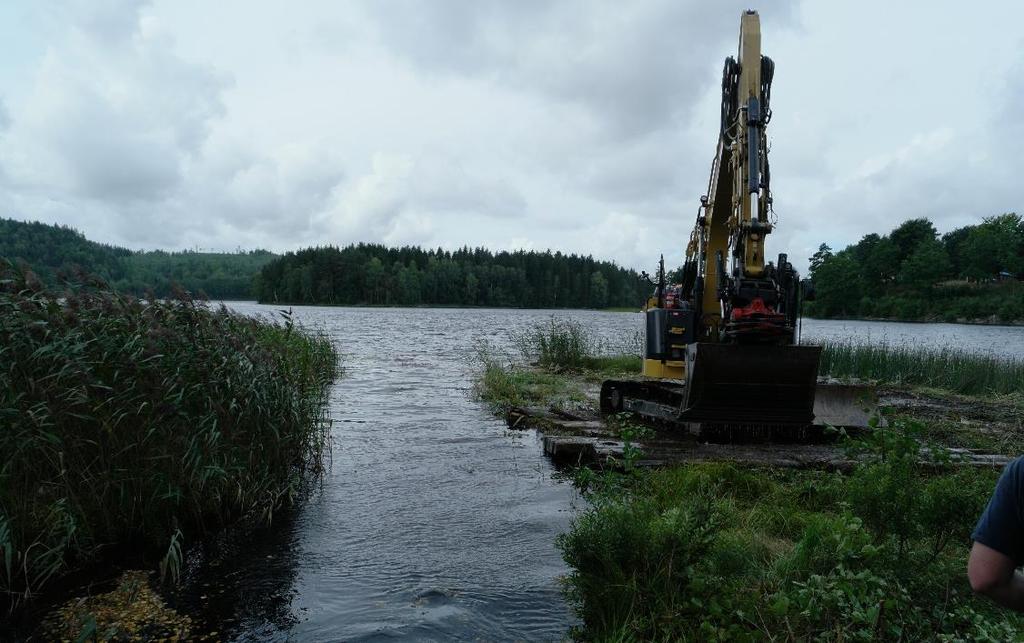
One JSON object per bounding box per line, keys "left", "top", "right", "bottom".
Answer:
{"left": 600, "top": 343, "right": 879, "bottom": 441}
{"left": 680, "top": 343, "right": 822, "bottom": 426}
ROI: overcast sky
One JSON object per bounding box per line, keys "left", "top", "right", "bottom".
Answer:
{"left": 1, "top": 0, "right": 1022, "bottom": 273}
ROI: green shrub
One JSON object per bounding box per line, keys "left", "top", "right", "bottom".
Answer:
{"left": 557, "top": 494, "right": 722, "bottom": 640}
{"left": 0, "top": 265, "right": 338, "bottom": 611}
{"left": 472, "top": 345, "right": 584, "bottom": 413}
{"left": 707, "top": 529, "right": 772, "bottom": 580}
{"left": 919, "top": 472, "right": 992, "bottom": 557}
{"left": 777, "top": 514, "right": 879, "bottom": 580}
{"left": 782, "top": 564, "right": 901, "bottom": 641}
{"left": 559, "top": 434, "right": 1020, "bottom": 640}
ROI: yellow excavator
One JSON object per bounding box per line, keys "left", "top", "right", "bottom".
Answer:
{"left": 601, "top": 10, "right": 872, "bottom": 440}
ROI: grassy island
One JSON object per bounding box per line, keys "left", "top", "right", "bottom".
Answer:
{"left": 0, "top": 264, "right": 338, "bottom": 619}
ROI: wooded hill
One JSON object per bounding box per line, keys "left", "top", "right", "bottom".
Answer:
{"left": 255, "top": 244, "right": 648, "bottom": 308}
{"left": 807, "top": 214, "right": 1024, "bottom": 322}
{"left": 1, "top": 218, "right": 649, "bottom": 309}
{"left": 0, "top": 218, "right": 275, "bottom": 299}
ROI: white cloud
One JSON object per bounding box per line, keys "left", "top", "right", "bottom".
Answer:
{"left": 1, "top": 8, "right": 227, "bottom": 204}
{"left": 0, "top": 0, "right": 1022, "bottom": 274}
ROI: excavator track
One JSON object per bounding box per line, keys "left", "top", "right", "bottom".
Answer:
{"left": 600, "top": 376, "right": 878, "bottom": 443}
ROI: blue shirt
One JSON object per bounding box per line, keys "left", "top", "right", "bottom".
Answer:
{"left": 974, "top": 456, "right": 1024, "bottom": 564}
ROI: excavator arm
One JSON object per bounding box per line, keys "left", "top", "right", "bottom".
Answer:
{"left": 687, "top": 10, "right": 796, "bottom": 344}
{"left": 601, "top": 10, "right": 875, "bottom": 440}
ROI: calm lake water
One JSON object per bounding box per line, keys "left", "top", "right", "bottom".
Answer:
{"left": 800, "top": 318, "right": 1024, "bottom": 360}
{"left": 180, "top": 306, "right": 1023, "bottom": 641}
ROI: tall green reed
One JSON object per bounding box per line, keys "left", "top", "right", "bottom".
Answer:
{"left": 819, "top": 341, "right": 1023, "bottom": 395}
{"left": 0, "top": 263, "right": 338, "bottom": 612}
{"left": 512, "top": 318, "right": 642, "bottom": 373}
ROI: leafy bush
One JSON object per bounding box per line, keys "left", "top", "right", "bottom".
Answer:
{"left": 558, "top": 421, "right": 1018, "bottom": 640}
{"left": 0, "top": 265, "right": 338, "bottom": 611}
{"left": 557, "top": 494, "right": 722, "bottom": 640}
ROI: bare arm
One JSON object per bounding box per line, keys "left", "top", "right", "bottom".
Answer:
{"left": 969, "top": 541, "right": 1024, "bottom": 611}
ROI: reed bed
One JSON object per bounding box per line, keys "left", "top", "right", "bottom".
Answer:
{"left": 0, "top": 264, "right": 338, "bottom": 612}
{"left": 512, "top": 318, "right": 641, "bottom": 374}
{"left": 819, "top": 341, "right": 1024, "bottom": 395}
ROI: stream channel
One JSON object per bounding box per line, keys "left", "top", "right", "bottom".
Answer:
{"left": 173, "top": 305, "right": 639, "bottom": 642}
{"left": 171, "top": 306, "right": 1024, "bottom": 641}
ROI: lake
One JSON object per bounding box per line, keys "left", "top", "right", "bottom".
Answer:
{"left": 183, "top": 306, "right": 1023, "bottom": 641}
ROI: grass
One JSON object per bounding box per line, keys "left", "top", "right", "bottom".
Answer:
{"left": 819, "top": 341, "right": 1024, "bottom": 395}
{"left": 475, "top": 318, "right": 640, "bottom": 413}
{"left": 559, "top": 420, "right": 1021, "bottom": 641}
{"left": 475, "top": 353, "right": 586, "bottom": 412}
{"left": 0, "top": 263, "right": 339, "bottom": 614}
{"left": 512, "top": 318, "right": 1024, "bottom": 396}
{"left": 512, "top": 317, "right": 641, "bottom": 374}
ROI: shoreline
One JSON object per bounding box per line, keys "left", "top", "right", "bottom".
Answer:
{"left": 233, "top": 300, "right": 643, "bottom": 313}
{"left": 804, "top": 314, "right": 1024, "bottom": 328}
{"left": 474, "top": 326, "right": 1024, "bottom": 639}
{"left": 240, "top": 301, "right": 1021, "bottom": 326}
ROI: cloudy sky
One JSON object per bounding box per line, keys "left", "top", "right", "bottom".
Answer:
{"left": 1, "top": 1, "right": 1022, "bottom": 273}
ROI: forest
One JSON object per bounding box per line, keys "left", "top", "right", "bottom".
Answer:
{"left": 1, "top": 219, "right": 649, "bottom": 309}
{"left": 807, "top": 213, "right": 1024, "bottom": 322}
{"left": 0, "top": 218, "right": 275, "bottom": 299}
{"left": 255, "top": 244, "right": 649, "bottom": 308}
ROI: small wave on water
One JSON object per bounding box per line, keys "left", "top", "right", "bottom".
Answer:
{"left": 170, "top": 305, "right": 640, "bottom": 641}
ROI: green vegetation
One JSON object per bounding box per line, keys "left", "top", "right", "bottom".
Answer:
{"left": 0, "top": 263, "right": 338, "bottom": 613}
{"left": 0, "top": 218, "right": 276, "bottom": 299}
{"left": 471, "top": 321, "right": 1024, "bottom": 639}
{"left": 808, "top": 214, "right": 1024, "bottom": 322}
{"left": 475, "top": 319, "right": 640, "bottom": 414}
{"left": 255, "top": 244, "right": 647, "bottom": 308}
{"left": 512, "top": 318, "right": 642, "bottom": 374}
{"left": 475, "top": 352, "right": 587, "bottom": 413}
{"left": 2, "top": 218, "right": 650, "bottom": 309}
{"left": 820, "top": 341, "right": 1024, "bottom": 395}
{"left": 117, "top": 249, "right": 276, "bottom": 299}
{"left": 559, "top": 421, "right": 1019, "bottom": 641}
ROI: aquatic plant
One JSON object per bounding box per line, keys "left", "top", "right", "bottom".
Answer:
{"left": 514, "top": 318, "right": 594, "bottom": 370}
{"left": 472, "top": 344, "right": 585, "bottom": 413}
{"left": 0, "top": 263, "right": 338, "bottom": 612}
{"left": 512, "top": 318, "right": 641, "bottom": 374}
{"left": 819, "top": 340, "right": 1024, "bottom": 395}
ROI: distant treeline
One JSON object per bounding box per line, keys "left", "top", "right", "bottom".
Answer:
{"left": 0, "top": 218, "right": 275, "bottom": 299}
{"left": 808, "top": 214, "right": 1024, "bottom": 322}
{"left": 1, "top": 218, "right": 649, "bottom": 309}
{"left": 255, "top": 244, "right": 648, "bottom": 308}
